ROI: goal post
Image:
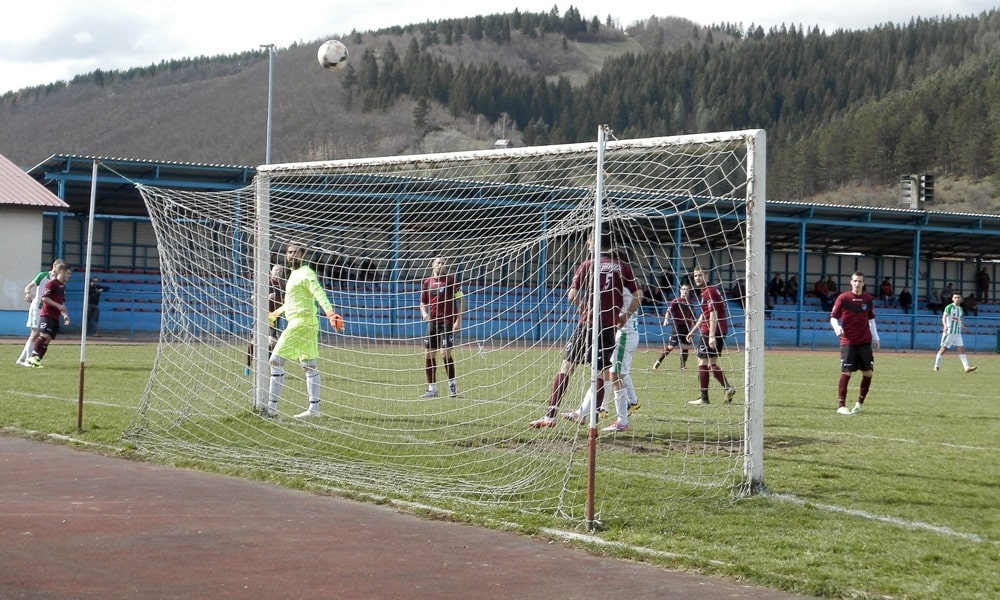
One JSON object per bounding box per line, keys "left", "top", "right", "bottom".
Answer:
{"left": 127, "top": 128, "right": 766, "bottom": 523}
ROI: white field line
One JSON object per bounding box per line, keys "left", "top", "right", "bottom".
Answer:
{"left": 2, "top": 388, "right": 132, "bottom": 410}
{"left": 777, "top": 426, "right": 995, "bottom": 453}
{"left": 767, "top": 491, "right": 992, "bottom": 543}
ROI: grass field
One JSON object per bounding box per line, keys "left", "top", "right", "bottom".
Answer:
{"left": 2, "top": 340, "right": 998, "bottom": 599}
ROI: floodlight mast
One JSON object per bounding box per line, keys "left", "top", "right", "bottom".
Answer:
{"left": 260, "top": 44, "right": 275, "bottom": 164}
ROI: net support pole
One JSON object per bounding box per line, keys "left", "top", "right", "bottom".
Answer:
{"left": 585, "top": 124, "right": 608, "bottom": 530}
{"left": 76, "top": 160, "right": 99, "bottom": 433}
{"left": 253, "top": 174, "right": 272, "bottom": 411}
{"left": 743, "top": 130, "right": 767, "bottom": 493}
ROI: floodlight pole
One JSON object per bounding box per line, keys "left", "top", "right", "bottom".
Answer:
{"left": 261, "top": 44, "right": 275, "bottom": 164}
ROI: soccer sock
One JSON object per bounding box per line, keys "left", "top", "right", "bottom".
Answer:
{"left": 304, "top": 363, "right": 321, "bottom": 407}
{"left": 680, "top": 350, "right": 688, "bottom": 368}
{"left": 547, "top": 372, "right": 569, "bottom": 417}
{"left": 623, "top": 374, "right": 638, "bottom": 405}
{"left": 19, "top": 339, "right": 33, "bottom": 362}
{"left": 711, "top": 364, "right": 730, "bottom": 388}
{"left": 934, "top": 354, "right": 942, "bottom": 369}
{"left": 858, "top": 375, "right": 872, "bottom": 402}
{"left": 699, "top": 365, "right": 710, "bottom": 400}
{"left": 579, "top": 384, "right": 595, "bottom": 414}
{"left": 613, "top": 388, "right": 629, "bottom": 425}
{"left": 595, "top": 378, "right": 605, "bottom": 410}
{"left": 838, "top": 374, "right": 850, "bottom": 405}
{"left": 959, "top": 354, "right": 970, "bottom": 369}
{"left": 268, "top": 366, "right": 286, "bottom": 408}
{"left": 445, "top": 356, "right": 455, "bottom": 380}
{"left": 33, "top": 338, "right": 50, "bottom": 359}
{"left": 425, "top": 357, "right": 436, "bottom": 387}
{"left": 246, "top": 344, "right": 253, "bottom": 367}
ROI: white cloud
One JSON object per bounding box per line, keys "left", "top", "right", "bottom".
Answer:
{"left": 0, "top": 0, "right": 996, "bottom": 94}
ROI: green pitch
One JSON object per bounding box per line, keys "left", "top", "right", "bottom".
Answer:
{"left": 1, "top": 342, "right": 997, "bottom": 599}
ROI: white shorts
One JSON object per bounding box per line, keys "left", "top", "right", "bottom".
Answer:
{"left": 611, "top": 329, "right": 639, "bottom": 376}
{"left": 940, "top": 332, "right": 965, "bottom": 349}
{"left": 26, "top": 303, "right": 41, "bottom": 329}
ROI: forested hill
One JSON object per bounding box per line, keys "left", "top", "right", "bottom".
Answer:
{"left": 2, "top": 8, "right": 999, "bottom": 209}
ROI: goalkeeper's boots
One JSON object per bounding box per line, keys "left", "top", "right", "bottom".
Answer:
{"left": 448, "top": 381, "right": 458, "bottom": 398}
{"left": 627, "top": 402, "right": 641, "bottom": 416}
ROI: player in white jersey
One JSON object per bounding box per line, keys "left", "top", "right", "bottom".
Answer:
{"left": 562, "top": 288, "right": 641, "bottom": 431}
{"left": 933, "top": 292, "right": 977, "bottom": 373}
{"left": 16, "top": 259, "right": 64, "bottom": 366}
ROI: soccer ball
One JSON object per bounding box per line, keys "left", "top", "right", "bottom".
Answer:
{"left": 317, "top": 40, "right": 349, "bottom": 71}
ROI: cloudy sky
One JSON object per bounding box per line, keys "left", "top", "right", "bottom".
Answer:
{"left": 1, "top": 0, "right": 996, "bottom": 95}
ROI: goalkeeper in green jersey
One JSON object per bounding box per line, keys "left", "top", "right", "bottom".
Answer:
{"left": 263, "top": 244, "right": 344, "bottom": 418}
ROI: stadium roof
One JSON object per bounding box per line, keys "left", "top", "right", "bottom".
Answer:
{"left": 763, "top": 200, "right": 1000, "bottom": 262}
{"left": 21, "top": 153, "right": 1000, "bottom": 261}
{"left": 0, "top": 153, "right": 69, "bottom": 209}
{"left": 25, "top": 154, "right": 255, "bottom": 217}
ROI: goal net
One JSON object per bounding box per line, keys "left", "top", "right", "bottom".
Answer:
{"left": 126, "top": 128, "right": 765, "bottom": 524}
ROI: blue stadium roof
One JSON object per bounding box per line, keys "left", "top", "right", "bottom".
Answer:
{"left": 24, "top": 154, "right": 1000, "bottom": 261}
{"left": 26, "top": 154, "right": 255, "bottom": 217}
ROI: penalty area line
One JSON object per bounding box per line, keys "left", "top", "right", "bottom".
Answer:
{"left": 769, "top": 491, "right": 991, "bottom": 543}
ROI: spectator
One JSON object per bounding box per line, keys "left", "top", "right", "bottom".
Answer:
{"left": 87, "top": 277, "right": 110, "bottom": 336}
{"left": 729, "top": 278, "right": 746, "bottom": 309}
{"left": 815, "top": 276, "right": 834, "bottom": 312}
{"left": 784, "top": 275, "right": 798, "bottom": 303}
{"left": 962, "top": 293, "right": 978, "bottom": 317}
{"left": 767, "top": 274, "right": 784, "bottom": 306}
{"left": 641, "top": 283, "right": 664, "bottom": 306}
{"left": 928, "top": 287, "right": 943, "bottom": 313}
{"left": 826, "top": 276, "right": 839, "bottom": 297}
{"left": 658, "top": 272, "right": 674, "bottom": 303}
{"left": 938, "top": 283, "right": 955, "bottom": 313}
{"left": 977, "top": 267, "right": 990, "bottom": 303}
{"left": 898, "top": 288, "right": 913, "bottom": 313}
{"left": 879, "top": 278, "right": 893, "bottom": 306}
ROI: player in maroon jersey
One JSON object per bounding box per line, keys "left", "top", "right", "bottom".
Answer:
{"left": 530, "top": 230, "right": 641, "bottom": 428}
{"left": 26, "top": 264, "right": 72, "bottom": 368}
{"left": 245, "top": 264, "right": 288, "bottom": 375}
{"left": 653, "top": 282, "right": 696, "bottom": 371}
{"left": 686, "top": 267, "right": 736, "bottom": 405}
{"left": 829, "top": 271, "right": 880, "bottom": 415}
{"left": 420, "top": 257, "right": 465, "bottom": 398}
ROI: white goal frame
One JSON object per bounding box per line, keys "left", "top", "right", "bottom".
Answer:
{"left": 130, "top": 127, "right": 766, "bottom": 524}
